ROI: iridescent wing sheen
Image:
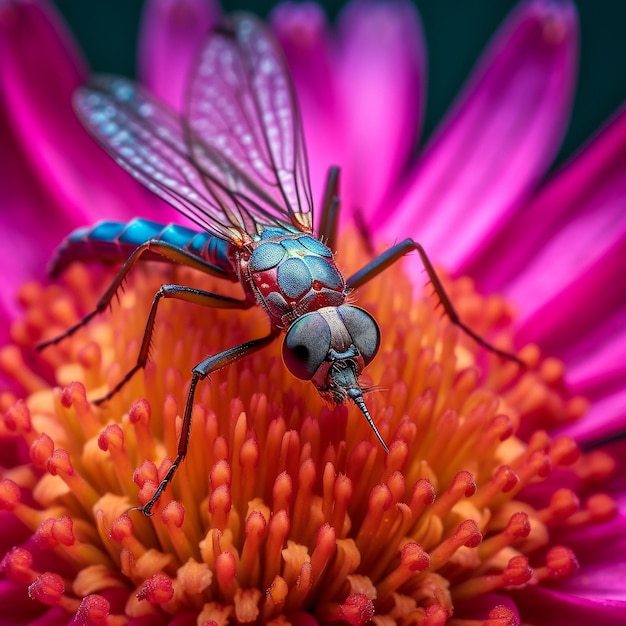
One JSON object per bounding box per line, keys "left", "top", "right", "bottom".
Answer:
{"left": 184, "top": 13, "right": 314, "bottom": 234}
{"left": 74, "top": 77, "right": 255, "bottom": 244}
{"left": 73, "top": 13, "right": 314, "bottom": 245}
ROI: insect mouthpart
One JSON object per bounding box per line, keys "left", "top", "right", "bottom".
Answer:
{"left": 326, "top": 360, "right": 390, "bottom": 454}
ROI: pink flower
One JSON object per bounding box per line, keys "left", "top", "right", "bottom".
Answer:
{"left": 0, "top": 0, "right": 624, "bottom": 624}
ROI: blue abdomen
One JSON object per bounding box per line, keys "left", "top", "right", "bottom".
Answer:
{"left": 50, "top": 218, "right": 232, "bottom": 277}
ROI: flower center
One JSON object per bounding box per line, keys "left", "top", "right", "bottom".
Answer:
{"left": 0, "top": 234, "right": 616, "bottom": 625}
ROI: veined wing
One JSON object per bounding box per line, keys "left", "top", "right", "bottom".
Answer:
{"left": 184, "top": 13, "right": 314, "bottom": 235}
{"left": 73, "top": 75, "right": 300, "bottom": 245}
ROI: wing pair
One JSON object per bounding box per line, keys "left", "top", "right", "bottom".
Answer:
{"left": 74, "top": 13, "right": 314, "bottom": 246}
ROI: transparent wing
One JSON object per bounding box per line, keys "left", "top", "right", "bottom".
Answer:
{"left": 74, "top": 76, "right": 301, "bottom": 246}
{"left": 184, "top": 13, "right": 314, "bottom": 234}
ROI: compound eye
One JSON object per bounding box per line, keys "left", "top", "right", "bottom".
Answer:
{"left": 283, "top": 312, "right": 331, "bottom": 380}
{"left": 337, "top": 306, "right": 381, "bottom": 365}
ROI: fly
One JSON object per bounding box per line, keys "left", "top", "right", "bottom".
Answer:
{"left": 39, "top": 14, "right": 523, "bottom": 516}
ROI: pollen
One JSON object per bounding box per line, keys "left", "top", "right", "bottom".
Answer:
{"left": 0, "top": 235, "right": 616, "bottom": 624}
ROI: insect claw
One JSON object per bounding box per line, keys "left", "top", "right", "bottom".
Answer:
{"left": 141, "top": 503, "right": 156, "bottom": 517}
{"left": 125, "top": 504, "right": 149, "bottom": 517}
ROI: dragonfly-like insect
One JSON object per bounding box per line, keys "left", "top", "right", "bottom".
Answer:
{"left": 40, "top": 14, "right": 522, "bottom": 516}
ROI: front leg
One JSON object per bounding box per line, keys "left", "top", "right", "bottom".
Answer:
{"left": 141, "top": 332, "right": 278, "bottom": 516}
{"left": 347, "top": 239, "right": 524, "bottom": 365}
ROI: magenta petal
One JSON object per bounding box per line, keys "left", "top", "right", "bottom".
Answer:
{"left": 501, "top": 205, "right": 625, "bottom": 346}
{"left": 556, "top": 310, "right": 626, "bottom": 443}
{"left": 485, "top": 107, "right": 626, "bottom": 366}
{"left": 271, "top": 3, "right": 342, "bottom": 209}
{"left": 138, "top": 0, "right": 220, "bottom": 112}
{"left": 469, "top": 105, "right": 626, "bottom": 297}
{"left": 561, "top": 383, "right": 626, "bottom": 446}
{"left": 512, "top": 230, "right": 626, "bottom": 351}
{"left": 566, "top": 311, "right": 626, "bottom": 385}
{"left": 0, "top": 303, "right": 11, "bottom": 352}
{"left": 516, "top": 587, "right": 626, "bottom": 626}
{"left": 489, "top": 123, "right": 626, "bottom": 443}
{"left": 0, "top": 582, "right": 45, "bottom": 625}
{"left": 0, "top": 0, "right": 172, "bottom": 225}
{"left": 563, "top": 564, "right": 626, "bottom": 600}
{"left": 0, "top": 113, "right": 74, "bottom": 320}
{"left": 335, "top": 0, "right": 425, "bottom": 221}
{"left": 558, "top": 517, "right": 626, "bottom": 600}
{"left": 380, "top": 0, "right": 577, "bottom": 269}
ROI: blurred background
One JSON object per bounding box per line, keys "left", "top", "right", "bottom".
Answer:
{"left": 51, "top": 0, "right": 626, "bottom": 169}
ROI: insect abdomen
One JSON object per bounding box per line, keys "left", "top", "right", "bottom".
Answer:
{"left": 49, "top": 218, "right": 231, "bottom": 277}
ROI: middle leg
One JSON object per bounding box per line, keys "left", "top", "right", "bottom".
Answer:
{"left": 95, "top": 284, "right": 252, "bottom": 404}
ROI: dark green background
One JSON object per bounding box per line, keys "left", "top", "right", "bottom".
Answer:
{"left": 52, "top": 0, "right": 626, "bottom": 168}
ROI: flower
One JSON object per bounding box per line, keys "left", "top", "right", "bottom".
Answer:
{"left": 0, "top": 1, "right": 625, "bottom": 625}
{"left": 2, "top": 239, "right": 614, "bottom": 626}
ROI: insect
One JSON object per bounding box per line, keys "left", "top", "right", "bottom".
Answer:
{"left": 39, "top": 14, "right": 522, "bottom": 516}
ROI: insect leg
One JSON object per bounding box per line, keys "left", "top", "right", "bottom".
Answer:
{"left": 318, "top": 166, "right": 341, "bottom": 251}
{"left": 37, "top": 240, "right": 230, "bottom": 350}
{"left": 141, "top": 332, "right": 277, "bottom": 516}
{"left": 94, "top": 284, "right": 252, "bottom": 405}
{"left": 346, "top": 239, "right": 524, "bottom": 365}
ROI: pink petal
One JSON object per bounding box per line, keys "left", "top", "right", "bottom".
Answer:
{"left": 571, "top": 318, "right": 626, "bottom": 391}
{"left": 0, "top": 582, "right": 45, "bottom": 624}
{"left": 271, "top": 3, "right": 343, "bottom": 211}
{"left": 0, "top": 302, "right": 11, "bottom": 350}
{"left": 496, "top": 107, "right": 626, "bottom": 352}
{"left": 0, "top": 0, "right": 172, "bottom": 225}
{"left": 0, "top": 113, "right": 72, "bottom": 318}
{"left": 561, "top": 385, "right": 626, "bottom": 446}
{"left": 464, "top": 107, "right": 626, "bottom": 444}
{"left": 563, "top": 563, "right": 626, "bottom": 601}
{"left": 335, "top": 0, "right": 425, "bottom": 221}
{"left": 558, "top": 513, "right": 626, "bottom": 588}
{"left": 556, "top": 308, "right": 626, "bottom": 443}
{"left": 379, "top": 0, "right": 577, "bottom": 269}
{"left": 512, "top": 224, "right": 626, "bottom": 360}
{"left": 138, "top": 0, "right": 220, "bottom": 112}
{"left": 468, "top": 102, "right": 626, "bottom": 293}
{"left": 517, "top": 588, "right": 626, "bottom": 626}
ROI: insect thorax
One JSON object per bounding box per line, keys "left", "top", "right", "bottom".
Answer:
{"left": 236, "top": 229, "right": 347, "bottom": 329}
